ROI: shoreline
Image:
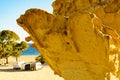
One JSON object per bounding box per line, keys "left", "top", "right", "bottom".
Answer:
{"left": 9, "top": 55, "right": 37, "bottom": 63}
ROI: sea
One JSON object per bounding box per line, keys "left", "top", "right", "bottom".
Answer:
{"left": 22, "top": 43, "right": 40, "bottom": 56}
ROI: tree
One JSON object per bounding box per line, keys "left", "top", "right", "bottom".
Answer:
{"left": 0, "top": 30, "right": 20, "bottom": 41}
{"left": 11, "top": 41, "right": 28, "bottom": 61}
{"left": 0, "top": 30, "right": 20, "bottom": 64}
{"left": 0, "top": 43, "right": 3, "bottom": 61}
{"left": 0, "top": 30, "right": 28, "bottom": 64}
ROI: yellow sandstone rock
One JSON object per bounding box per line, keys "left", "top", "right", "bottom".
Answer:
{"left": 17, "top": 0, "right": 120, "bottom": 80}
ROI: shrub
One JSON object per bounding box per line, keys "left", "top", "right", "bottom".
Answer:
{"left": 35, "top": 55, "right": 45, "bottom": 64}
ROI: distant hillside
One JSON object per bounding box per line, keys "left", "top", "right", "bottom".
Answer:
{"left": 22, "top": 43, "right": 40, "bottom": 55}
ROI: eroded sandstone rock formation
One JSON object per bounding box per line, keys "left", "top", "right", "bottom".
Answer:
{"left": 17, "top": 0, "right": 120, "bottom": 80}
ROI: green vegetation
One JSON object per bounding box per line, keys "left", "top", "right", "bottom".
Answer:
{"left": 11, "top": 41, "right": 28, "bottom": 62}
{"left": 35, "top": 54, "right": 45, "bottom": 64}
{"left": 0, "top": 30, "right": 28, "bottom": 64}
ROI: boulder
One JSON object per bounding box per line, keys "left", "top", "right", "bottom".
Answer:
{"left": 17, "top": 0, "right": 120, "bottom": 80}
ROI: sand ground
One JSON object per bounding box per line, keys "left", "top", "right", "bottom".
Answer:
{"left": 0, "top": 56, "right": 64, "bottom": 80}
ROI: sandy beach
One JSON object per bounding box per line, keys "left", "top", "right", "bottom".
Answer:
{"left": 0, "top": 56, "right": 64, "bottom": 80}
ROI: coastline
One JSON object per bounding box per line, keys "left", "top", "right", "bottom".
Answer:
{"left": 8, "top": 55, "right": 38, "bottom": 63}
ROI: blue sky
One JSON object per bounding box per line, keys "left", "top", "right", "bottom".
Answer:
{"left": 0, "top": 0, "right": 54, "bottom": 41}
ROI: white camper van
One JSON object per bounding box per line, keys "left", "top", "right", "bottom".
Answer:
{"left": 13, "top": 62, "right": 42, "bottom": 71}
{"left": 13, "top": 61, "right": 25, "bottom": 70}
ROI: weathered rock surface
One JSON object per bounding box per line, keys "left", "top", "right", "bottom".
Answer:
{"left": 17, "top": 0, "right": 120, "bottom": 80}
